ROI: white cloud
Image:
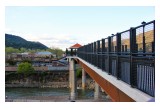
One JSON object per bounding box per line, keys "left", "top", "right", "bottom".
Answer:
{"left": 5, "top": 28, "right": 85, "bottom": 51}
{"left": 38, "top": 34, "right": 80, "bottom": 50}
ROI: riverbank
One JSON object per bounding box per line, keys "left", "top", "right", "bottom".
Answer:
{"left": 5, "top": 87, "right": 111, "bottom": 102}
{"left": 6, "top": 95, "right": 111, "bottom": 102}
{"left": 5, "top": 79, "right": 95, "bottom": 89}
{"left": 5, "top": 82, "right": 68, "bottom": 88}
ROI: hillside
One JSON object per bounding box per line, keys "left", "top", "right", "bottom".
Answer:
{"left": 5, "top": 34, "right": 48, "bottom": 50}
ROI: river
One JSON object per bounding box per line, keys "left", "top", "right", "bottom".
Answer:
{"left": 5, "top": 87, "right": 99, "bottom": 101}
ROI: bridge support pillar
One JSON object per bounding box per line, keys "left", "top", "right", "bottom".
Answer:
{"left": 82, "top": 68, "right": 86, "bottom": 89}
{"left": 94, "top": 81, "right": 100, "bottom": 100}
{"left": 69, "top": 58, "right": 72, "bottom": 88}
{"left": 101, "top": 88, "right": 105, "bottom": 93}
{"left": 69, "top": 58, "right": 77, "bottom": 100}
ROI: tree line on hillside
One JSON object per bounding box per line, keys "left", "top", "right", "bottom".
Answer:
{"left": 5, "top": 34, "right": 48, "bottom": 50}
{"left": 5, "top": 47, "right": 64, "bottom": 58}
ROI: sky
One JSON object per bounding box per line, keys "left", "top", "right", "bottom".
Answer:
{"left": 5, "top": 6, "right": 154, "bottom": 50}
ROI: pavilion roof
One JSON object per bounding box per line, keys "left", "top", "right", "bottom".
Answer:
{"left": 69, "top": 43, "right": 82, "bottom": 49}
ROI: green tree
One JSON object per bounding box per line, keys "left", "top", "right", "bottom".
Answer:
{"left": 46, "top": 48, "right": 54, "bottom": 54}
{"left": 19, "top": 47, "right": 26, "bottom": 53}
{"left": 47, "top": 47, "right": 64, "bottom": 58}
{"left": 5, "top": 47, "right": 20, "bottom": 54}
{"left": 76, "top": 68, "right": 82, "bottom": 78}
{"left": 28, "top": 49, "right": 36, "bottom": 53}
{"left": 17, "top": 62, "right": 35, "bottom": 76}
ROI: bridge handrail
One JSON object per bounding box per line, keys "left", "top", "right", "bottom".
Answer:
{"left": 77, "top": 20, "right": 155, "bottom": 97}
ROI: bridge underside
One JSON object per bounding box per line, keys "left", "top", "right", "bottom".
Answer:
{"left": 78, "top": 59, "right": 135, "bottom": 102}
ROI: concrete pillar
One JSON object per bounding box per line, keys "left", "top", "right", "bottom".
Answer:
{"left": 101, "top": 87, "right": 105, "bottom": 93}
{"left": 94, "top": 81, "right": 100, "bottom": 100}
{"left": 69, "top": 58, "right": 72, "bottom": 88}
{"left": 82, "top": 69, "right": 86, "bottom": 89}
{"left": 69, "top": 58, "right": 76, "bottom": 100}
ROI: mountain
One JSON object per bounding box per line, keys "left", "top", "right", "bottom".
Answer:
{"left": 5, "top": 34, "right": 48, "bottom": 49}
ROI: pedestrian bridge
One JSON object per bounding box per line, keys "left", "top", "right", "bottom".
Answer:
{"left": 67, "top": 20, "right": 155, "bottom": 102}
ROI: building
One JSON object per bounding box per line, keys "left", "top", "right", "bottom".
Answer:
{"left": 35, "top": 51, "right": 56, "bottom": 58}
{"left": 66, "top": 43, "right": 82, "bottom": 56}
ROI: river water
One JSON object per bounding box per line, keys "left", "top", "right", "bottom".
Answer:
{"left": 5, "top": 87, "right": 97, "bottom": 101}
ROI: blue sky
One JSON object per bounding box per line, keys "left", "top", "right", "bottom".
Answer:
{"left": 5, "top": 6, "right": 154, "bottom": 50}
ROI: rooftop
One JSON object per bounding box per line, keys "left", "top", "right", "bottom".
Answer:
{"left": 36, "top": 51, "right": 53, "bottom": 55}
{"left": 69, "top": 43, "right": 82, "bottom": 49}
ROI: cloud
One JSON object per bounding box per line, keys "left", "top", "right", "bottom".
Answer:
{"left": 5, "top": 28, "right": 84, "bottom": 51}
{"left": 38, "top": 34, "right": 79, "bottom": 50}
{"left": 24, "top": 34, "right": 81, "bottom": 50}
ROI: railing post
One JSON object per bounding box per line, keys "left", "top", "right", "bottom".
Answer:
{"left": 77, "top": 48, "right": 79, "bottom": 57}
{"left": 83, "top": 46, "right": 84, "bottom": 59}
{"left": 75, "top": 49, "right": 77, "bottom": 56}
{"left": 88, "top": 44, "right": 89, "bottom": 62}
{"left": 84, "top": 45, "right": 87, "bottom": 61}
{"left": 130, "top": 27, "right": 137, "bottom": 87}
{"left": 108, "top": 36, "right": 111, "bottom": 74}
{"left": 152, "top": 20, "right": 155, "bottom": 54}
{"left": 142, "top": 23, "right": 146, "bottom": 54}
{"left": 102, "top": 39, "right": 105, "bottom": 71}
{"left": 89, "top": 43, "right": 91, "bottom": 63}
{"left": 82, "top": 47, "right": 84, "bottom": 58}
{"left": 71, "top": 48, "right": 73, "bottom": 56}
{"left": 94, "top": 42, "right": 96, "bottom": 66}
{"left": 88, "top": 44, "right": 90, "bottom": 62}
{"left": 87, "top": 44, "right": 89, "bottom": 62}
{"left": 116, "top": 33, "right": 121, "bottom": 79}
{"left": 97, "top": 40, "right": 100, "bottom": 68}
{"left": 86, "top": 45, "right": 88, "bottom": 62}
{"left": 66, "top": 48, "right": 68, "bottom": 56}
{"left": 91, "top": 43, "right": 94, "bottom": 64}
{"left": 79, "top": 47, "right": 82, "bottom": 59}
{"left": 105, "top": 38, "right": 109, "bottom": 72}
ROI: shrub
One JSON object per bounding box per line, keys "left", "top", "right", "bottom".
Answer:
{"left": 76, "top": 68, "right": 82, "bottom": 78}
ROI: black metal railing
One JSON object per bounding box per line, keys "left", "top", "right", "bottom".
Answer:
{"left": 77, "top": 20, "right": 155, "bottom": 97}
